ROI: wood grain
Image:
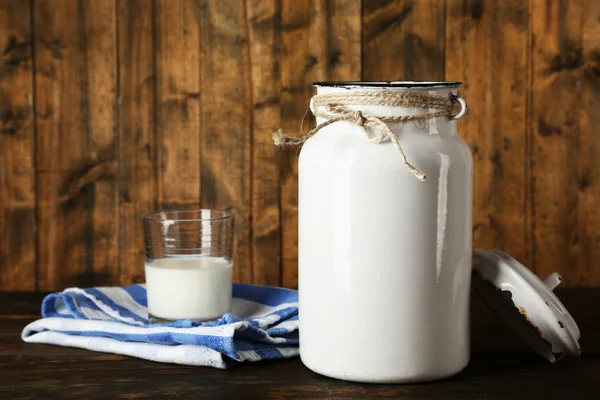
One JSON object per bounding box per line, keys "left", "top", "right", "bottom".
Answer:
{"left": 279, "top": 0, "right": 311, "bottom": 289}
{"left": 578, "top": 0, "right": 600, "bottom": 286}
{"left": 117, "top": 0, "right": 157, "bottom": 285}
{"left": 279, "top": 0, "right": 361, "bottom": 289}
{"left": 34, "top": 0, "right": 119, "bottom": 291}
{"left": 2, "top": 289, "right": 599, "bottom": 399}
{"left": 199, "top": 0, "right": 253, "bottom": 283}
{"left": 0, "top": 0, "right": 36, "bottom": 290}
{"left": 246, "top": 0, "right": 282, "bottom": 285}
{"left": 446, "top": 0, "right": 530, "bottom": 265}
{"left": 155, "top": 0, "right": 201, "bottom": 209}
{"left": 363, "top": 0, "right": 445, "bottom": 81}
{"left": 2, "top": 0, "right": 600, "bottom": 290}
{"left": 310, "top": 0, "right": 362, "bottom": 81}
{"left": 530, "top": 0, "right": 587, "bottom": 284}
{"left": 446, "top": 0, "right": 487, "bottom": 260}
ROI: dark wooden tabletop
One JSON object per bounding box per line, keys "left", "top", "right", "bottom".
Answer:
{"left": 1, "top": 289, "right": 599, "bottom": 400}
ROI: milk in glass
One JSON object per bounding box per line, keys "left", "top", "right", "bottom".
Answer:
{"left": 145, "top": 257, "right": 233, "bottom": 321}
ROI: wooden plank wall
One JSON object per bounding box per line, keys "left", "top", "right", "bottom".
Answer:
{"left": 1, "top": 0, "right": 600, "bottom": 291}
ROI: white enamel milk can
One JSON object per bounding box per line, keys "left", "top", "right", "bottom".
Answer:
{"left": 295, "top": 81, "right": 472, "bottom": 383}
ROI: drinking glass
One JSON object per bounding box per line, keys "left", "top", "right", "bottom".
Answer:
{"left": 143, "top": 209, "right": 234, "bottom": 322}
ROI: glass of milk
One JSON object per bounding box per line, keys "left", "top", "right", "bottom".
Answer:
{"left": 143, "top": 209, "right": 234, "bottom": 322}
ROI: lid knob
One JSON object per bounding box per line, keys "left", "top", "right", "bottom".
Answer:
{"left": 543, "top": 272, "right": 562, "bottom": 291}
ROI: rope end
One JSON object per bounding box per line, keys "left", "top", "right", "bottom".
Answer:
{"left": 273, "top": 129, "right": 285, "bottom": 146}
{"left": 273, "top": 128, "right": 310, "bottom": 147}
{"left": 406, "top": 164, "right": 426, "bottom": 181}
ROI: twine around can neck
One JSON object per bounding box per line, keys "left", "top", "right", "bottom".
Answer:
{"left": 273, "top": 90, "right": 467, "bottom": 181}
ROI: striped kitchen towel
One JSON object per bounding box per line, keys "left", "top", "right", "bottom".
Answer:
{"left": 21, "top": 284, "right": 299, "bottom": 369}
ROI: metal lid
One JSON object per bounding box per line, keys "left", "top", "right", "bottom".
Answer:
{"left": 472, "top": 249, "right": 581, "bottom": 362}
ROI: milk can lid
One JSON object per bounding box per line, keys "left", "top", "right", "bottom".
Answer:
{"left": 472, "top": 249, "right": 581, "bottom": 362}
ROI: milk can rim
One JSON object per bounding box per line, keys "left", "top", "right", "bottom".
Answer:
{"left": 313, "top": 81, "right": 462, "bottom": 89}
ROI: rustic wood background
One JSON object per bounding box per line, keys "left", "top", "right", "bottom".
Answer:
{"left": 1, "top": 0, "right": 599, "bottom": 291}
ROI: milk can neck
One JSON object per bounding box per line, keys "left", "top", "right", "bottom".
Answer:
{"left": 312, "top": 82, "right": 461, "bottom": 136}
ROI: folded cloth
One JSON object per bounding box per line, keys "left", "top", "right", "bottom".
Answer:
{"left": 22, "top": 284, "right": 299, "bottom": 369}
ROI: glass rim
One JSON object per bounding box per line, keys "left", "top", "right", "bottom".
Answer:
{"left": 142, "top": 208, "right": 234, "bottom": 223}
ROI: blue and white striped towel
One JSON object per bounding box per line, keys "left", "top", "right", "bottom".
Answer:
{"left": 21, "top": 284, "right": 299, "bottom": 369}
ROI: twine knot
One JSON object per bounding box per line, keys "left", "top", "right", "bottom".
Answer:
{"left": 348, "top": 109, "right": 365, "bottom": 126}
{"left": 273, "top": 90, "right": 467, "bottom": 181}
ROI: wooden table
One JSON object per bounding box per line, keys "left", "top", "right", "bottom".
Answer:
{"left": 1, "top": 290, "right": 599, "bottom": 399}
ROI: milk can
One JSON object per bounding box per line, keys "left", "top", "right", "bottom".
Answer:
{"left": 274, "top": 81, "right": 580, "bottom": 383}
{"left": 291, "top": 81, "right": 471, "bottom": 383}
